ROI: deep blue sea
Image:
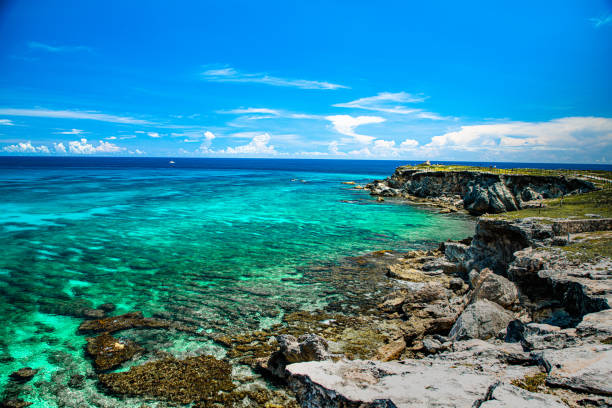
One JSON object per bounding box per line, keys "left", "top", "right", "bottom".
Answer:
{"left": 0, "top": 157, "right": 608, "bottom": 407}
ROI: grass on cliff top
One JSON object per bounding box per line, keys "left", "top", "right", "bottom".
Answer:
{"left": 488, "top": 189, "right": 612, "bottom": 220}
{"left": 560, "top": 234, "right": 612, "bottom": 263}
{"left": 398, "top": 164, "right": 612, "bottom": 187}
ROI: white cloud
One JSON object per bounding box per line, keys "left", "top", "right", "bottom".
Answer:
{"left": 201, "top": 66, "right": 347, "bottom": 90}
{"left": 328, "top": 141, "right": 344, "bottom": 155}
{"left": 426, "top": 117, "right": 612, "bottom": 151}
{"left": 147, "top": 132, "right": 160, "bottom": 138}
{"left": 0, "top": 119, "right": 14, "bottom": 126}
{"left": 346, "top": 138, "right": 420, "bottom": 157}
{"left": 55, "top": 128, "right": 84, "bottom": 135}
{"left": 220, "top": 108, "right": 281, "bottom": 115}
{"left": 400, "top": 139, "right": 419, "bottom": 149}
{"left": 333, "top": 92, "right": 444, "bottom": 120}
{"left": 220, "top": 107, "right": 323, "bottom": 121}
{"left": 68, "top": 138, "right": 124, "bottom": 154}
{"left": 28, "top": 41, "right": 92, "bottom": 53}
{"left": 221, "top": 133, "right": 277, "bottom": 155}
{"left": 130, "top": 149, "right": 145, "bottom": 155}
{"left": 590, "top": 14, "right": 612, "bottom": 28}
{"left": 197, "top": 131, "right": 216, "bottom": 153}
{"left": 0, "top": 108, "right": 153, "bottom": 125}
{"left": 325, "top": 115, "right": 386, "bottom": 144}
{"left": 54, "top": 142, "right": 66, "bottom": 153}
{"left": 104, "top": 136, "right": 117, "bottom": 140}
{"left": 3, "top": 141, "right": 49, "bottom": 153}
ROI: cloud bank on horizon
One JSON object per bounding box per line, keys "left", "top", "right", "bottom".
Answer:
{"left": 0, "top": 1, "right": 610, "bottom": 163}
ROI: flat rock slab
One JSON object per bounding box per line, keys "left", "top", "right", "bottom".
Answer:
{"left": 480, "top": 383, "right": 566, "bottom": 408}
{"left": 287, "top": 359, "right": 499, "bottom": 407}
{"left": 538, "top": 344, "right": 612, "bottom": 396}
{"left": 576, "top": 309, "right": 612, "bottom": 341}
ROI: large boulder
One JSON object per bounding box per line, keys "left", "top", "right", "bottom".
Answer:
{"left": 471, "top": 268, "right": 518, "bottom": 308}
{"left": 449, "top": 300, "right": 514, "bottom": 341}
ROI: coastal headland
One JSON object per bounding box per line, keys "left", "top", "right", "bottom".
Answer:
{"left": 3, "top": 164, "right": 611, "bottom": 408}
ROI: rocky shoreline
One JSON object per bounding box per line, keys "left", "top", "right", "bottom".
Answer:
{"left": 264, "top": 215, "right": 612, "bottom": 407}
{"left": 2, "top": 168, "right": 610, "bottom": 408}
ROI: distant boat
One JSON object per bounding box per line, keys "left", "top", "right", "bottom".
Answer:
{"left": 169, "top": 160, "right": 175, "bottom": 165}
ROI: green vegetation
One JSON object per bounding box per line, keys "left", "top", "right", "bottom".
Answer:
{"left": 489, "top": 189, "right": 612, "bottom": 220}
{"left": 511, "top": 372, "right": 548, "bottom": 393}
{"left": 560, "top": 236, "right": 612, "bottom": 263}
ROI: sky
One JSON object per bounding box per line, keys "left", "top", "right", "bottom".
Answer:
{"left": 0, "top": 1, "right": 611, "bottom": 163}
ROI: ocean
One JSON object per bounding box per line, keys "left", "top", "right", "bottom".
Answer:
{"left": 0, "top": 157, "right": 607, "bottom": 407}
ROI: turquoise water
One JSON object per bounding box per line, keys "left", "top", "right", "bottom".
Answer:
{"left": 0, "top": 163, "right": 475, "bottom": 406}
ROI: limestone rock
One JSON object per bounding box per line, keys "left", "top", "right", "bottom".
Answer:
{"left": 479, "top": 383, "right": 566, "bottom": 408}
{"left": 538, "top": 344, "right": 612, "bottom": 396}
{"left": 287, "top": 359, "right": 497, "bottom": 408}
{"left": 576, "top": 309, "right": 612, "bottom": 342}
{"left": 375, "top": 337, "right": 406, "bottom": 361}
{"left": 287, "top": 359, "right": 561, "bottom": 408}
{"left": 264, "top": 334, "right": 334, "bottom": 379}
{"left": 449, "top": 300, "right": 514, "bottom": 341}
{"left": 444, "top": 242, "right": 470, "bottom": 266}
{"left": 470, "top": 268, "right": 518, "bottom": 308}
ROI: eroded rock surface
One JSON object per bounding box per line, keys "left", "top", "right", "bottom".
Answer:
{"left": 286, "top": 359, "right": 564, "bottom": 408}
{"left": 366, "top": 167, "right": 595, "bottom": 215}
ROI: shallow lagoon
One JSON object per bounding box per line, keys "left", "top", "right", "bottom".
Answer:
{"left": 0, "top": 162, "right": 475, "bottom": 406}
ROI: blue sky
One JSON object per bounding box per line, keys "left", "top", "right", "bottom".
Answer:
{"left": 0, "top": 1, "right": 611, "bottom": 163}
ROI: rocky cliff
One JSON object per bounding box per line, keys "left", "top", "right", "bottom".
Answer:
{"left": 366, "top": 167, "right": 597, "bottom": 215}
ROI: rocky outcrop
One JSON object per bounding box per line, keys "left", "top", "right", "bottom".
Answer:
{"left": 366, "top": 167, "right": 596, "bottom": 215}
{"left": 262, "top": 334, "right": 336, "bottom": 379}
{"left": 466, "top": 218, "right": 554, "bottom": 274}
{"left": 286, "top": 359, "right": 566, "bottom": 408}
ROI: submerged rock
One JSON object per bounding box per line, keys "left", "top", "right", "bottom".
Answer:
{"left": 98, "top": 355, "right": 234, "bottom": 405}
{"left": 77, "top": 311, "right": 170, "bottom": 334}
{"left": 0, "top": 399, "right": 32, "bottom": 408}
{"left": 9, "top": 368, "right": 39, "bottom": 383}
{"left": 86, "top": 333, "right": 144, "bottom": 370}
